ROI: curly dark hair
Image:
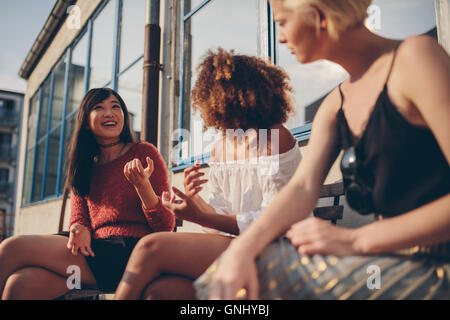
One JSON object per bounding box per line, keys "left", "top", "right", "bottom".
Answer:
{"left": 191, "top": 48, "right": 294, "bottom": 132}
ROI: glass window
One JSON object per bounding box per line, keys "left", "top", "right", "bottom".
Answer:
{"left": 277, "top": 45, "right": 348, "bottom": 128}
{"left": 32, "top": 140, "right": 46, "bottom": 202}
{"left": 119, "top": 0, "right": 145, "bottom": 72}
{"left": 44, "top": 127, "right": 61, "bottom": 197}
{"left": 27, "top": 93, "right": 40, "bottom": 149}
{"left": 67, "top": 32, "right": 88, "bottom": 116}
{"left": 181, "top": 0, "right": 261, "bottom": 160}
{"left": 38, "top": 78, "right": 51, "bottom": 140}
{"left": 22, "top": 148, "right": 35, "bottom": 204}
{"left": 60, "top": 113, "right": 77, "bottom": 194}
{"left": 0, "top": 133, "right": 11, "bottom": 151}
{"left": 0, "top": 169, "right": 8, "bottom": 182}
{"left": 118, "top": 58, "right": 143, "bottom": 134}
{"left": 50, "top": 56, "right": 67, "bottom": 128}
{"left": 89, "top": 0, "right": 115, "bottom": 89}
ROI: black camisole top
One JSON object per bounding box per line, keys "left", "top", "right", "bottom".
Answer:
{"left": 336, "top": 47, "right": 450, "bottom": 218}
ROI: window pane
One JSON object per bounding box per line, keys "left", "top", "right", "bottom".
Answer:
{"left": 27, "top": 93, "right": 39, "bottom": 149}
{"left": 22, "top": 148, "right": 35, "bottom": 204}
{"left": 277, "top": 46, "right": 348, "bottom": 128}
{"left": 182, "top": 0, "right": 260, "bottom": 159}
{"left": 32, "top": 140, "right": 46, "bottom": 202}
{"left": 119, "top": 0, "right": 145, "bottom": 71}
{"left": 67, "top": 32, "right": 88, "bottom": 116}
{"left": 51, "top": 56, "right": 67, "bottom": 128}
{"left": 0, "top": 169, "right": 8, "bottom": 182}
{"left": 44, "top": 127, "right": 61, "bottom": 197}
{"left": 368, "top": 0, "right": 436, "bottom": 39}
{"left": 60, "top": 113, "right": 76, "bottom": 194}
{"left": 118, "top": 58, "right": 142, "bottom": 134}
{"left": 38, "top": 78, "right": 52, "bottom": 140}
{"left": 90, "top": 1, "right": 115, "bottom": 89}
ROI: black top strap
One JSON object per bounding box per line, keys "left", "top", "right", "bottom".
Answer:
{"left": 384, "top": 42, "right": 402, "bottom": 86}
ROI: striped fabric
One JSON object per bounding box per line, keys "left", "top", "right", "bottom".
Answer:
{"left": 195, "top": 237, "right": 450, "bottom": 300}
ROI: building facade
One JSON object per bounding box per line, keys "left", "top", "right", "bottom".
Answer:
{"left": 14, "top": 0, "right": 448, "bottom": 235}
{"left": 0, "top": 90, "right": 23, "bottom": 240}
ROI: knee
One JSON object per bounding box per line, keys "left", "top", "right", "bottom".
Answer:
{"left": 132, "top": 233, "right": 166, "bottom": 262}
{"left": 3, "top": 270, "right": 30, "bottom": 300}
{"left": 0, "top": 236, "right": 26, "bottom": 263}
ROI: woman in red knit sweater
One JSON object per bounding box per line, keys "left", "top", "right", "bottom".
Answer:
{"left": 0, "top": 88, "right": 174, "bottom": 299}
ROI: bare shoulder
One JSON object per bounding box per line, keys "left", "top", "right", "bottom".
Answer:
{"left": 396, "top": 35, "right": 450, "bottom": 73}
{"left": 394, "top": 35, "right": 450, "bottom": 111}
{"left": 210, "top": 136, "right": 225, "bottom": 162}
{"left": 314, "top": 86, "right": 342, "bottom": 123}
{"left": 269, "top": 123, "right": 297, "bottom": 154}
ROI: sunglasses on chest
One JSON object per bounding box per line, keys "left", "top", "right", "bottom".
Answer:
{"left": 340, "top": 146, "right": 373, "bottom": 215}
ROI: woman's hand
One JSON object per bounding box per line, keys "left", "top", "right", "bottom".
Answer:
{"left": 124, "top": 157, "right": 154, "bottom": 190}
{"left": 286, "top": 217, "right": 360, "bottom": 256}
{"left": 208, "top": 242, "right": 260, "bottom": 300}
{"left": 183, "top": 160, "right": 208, "bottom": 198}
{"left": 161, "top": 186, "right": 205, "bottom": 223}
{"left": 67, "top": 223, "right": 95, "bottom": 257}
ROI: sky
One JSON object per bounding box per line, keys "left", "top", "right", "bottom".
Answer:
{"left": 0, "top": 0, "right": 57, "bottom": 93}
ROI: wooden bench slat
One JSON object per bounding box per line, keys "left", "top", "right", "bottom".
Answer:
{"left": 313, "top": 205, "right": 344, "bottom": 221}
{"left": 319, "top": 182, "right": 344, "bottom": 198}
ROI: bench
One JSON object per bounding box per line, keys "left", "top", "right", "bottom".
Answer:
{"left": 313, "top": 181, "right": 345, "bottom": 224}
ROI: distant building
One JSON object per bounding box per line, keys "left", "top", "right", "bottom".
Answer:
{"left": 0, "top": 89, "right": 23, "bottom": 240}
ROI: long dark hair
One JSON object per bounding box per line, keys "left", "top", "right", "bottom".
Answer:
{"left": 65, "top": 88, "right": 136, "bottom": 197}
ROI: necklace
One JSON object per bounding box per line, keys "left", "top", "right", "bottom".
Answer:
{"left": 99, "top": 140, "right": 122, "bottom": 148}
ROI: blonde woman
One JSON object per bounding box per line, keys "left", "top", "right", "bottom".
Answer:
{"left": 195, "top": 0, "right": 450, "bottom": 299}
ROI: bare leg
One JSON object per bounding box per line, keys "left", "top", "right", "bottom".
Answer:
{"left": 0, "top": 235, "right": 97, "bottom": 299}
{"left": 114, "top": 232, "right": 232, "bottom": 300}
{"left": 3, "top": 267, "right": 70, "bottom": 300}
{"left": 141, "top": 275, "right": 197, "bottom": 300}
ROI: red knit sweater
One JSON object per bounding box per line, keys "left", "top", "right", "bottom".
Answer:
{"left": 69, "top": 142, "right": 175, "bottom": 239}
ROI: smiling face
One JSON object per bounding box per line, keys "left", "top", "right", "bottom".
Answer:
{"left": 87, "top": 94, "right": 125, "bottom": 143}
{"left": 271, "top": 0, "right": 324, "bottom": 63}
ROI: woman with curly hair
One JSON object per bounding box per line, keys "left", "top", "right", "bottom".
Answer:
{"left": 114, "top": 48, "right": 302, "bottom": 299}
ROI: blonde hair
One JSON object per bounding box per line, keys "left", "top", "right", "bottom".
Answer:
{"left": 273, "top": 0, "right": 372, "bottom": 40}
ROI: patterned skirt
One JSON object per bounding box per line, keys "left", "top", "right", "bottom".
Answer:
{"left": 194, "top": 237, "right": 450, "bottom": 300}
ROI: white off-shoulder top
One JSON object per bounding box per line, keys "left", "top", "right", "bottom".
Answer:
{"left": 206, "top": 145, "right": 302, "bottom": 233}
